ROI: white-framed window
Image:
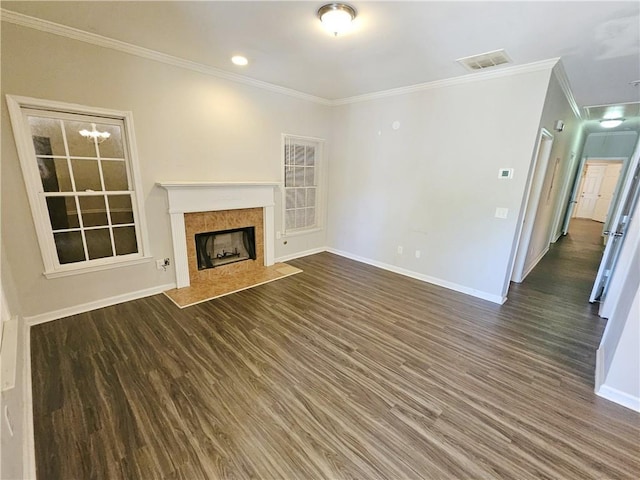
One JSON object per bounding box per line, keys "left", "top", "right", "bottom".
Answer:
{"left": 6, "top": 95, "right": 150, "bottom": 278}
{"left": 282, "top": 134, "right": 324, "bottom": 234}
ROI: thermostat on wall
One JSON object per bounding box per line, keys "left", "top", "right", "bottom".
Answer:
{"left": 498, "top": 168, "right": 514, "bottom": 179}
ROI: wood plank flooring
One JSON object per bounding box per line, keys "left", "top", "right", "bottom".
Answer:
{"left": 31, "top": 219, "right": 640, "bottom": 479}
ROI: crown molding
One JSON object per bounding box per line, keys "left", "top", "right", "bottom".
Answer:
{"left": 330, "top": 58, "right": 562, "bottom": 106}
{"left": 552, "top": 59, "right": 582, "bottom": 119}
{"left": 0, "top": 8, "right": 332, "bottom": 106}
{"left": 2, "top": 9, "right": 569, "bottom": 109}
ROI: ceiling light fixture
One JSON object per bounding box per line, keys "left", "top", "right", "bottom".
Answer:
{"left": 600, "top": 118, "right": 625, "bottom": 128}
{"left": 317, "top": 3, "right": 357, "bottom": 36}
{"left": 79, "top": 123, "right": 110, "bottom": 143}
{"left": 231, "top": 55, "right": 248, "bottom": 66}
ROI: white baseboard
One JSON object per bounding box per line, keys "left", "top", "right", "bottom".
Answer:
{"left": 24, "top": 283, "right": 176, "bottom": 326}
{"left": 23, "top": 323, "right": 36, "bottom": 480}
{"left": 326, "top": 248, "right": 506, "bottom": 305}
{"left": 275, "top": 247, "right": 326, "bottom": 263}
{"left": 597, "top": 384, "right": 640, "bottom": 412}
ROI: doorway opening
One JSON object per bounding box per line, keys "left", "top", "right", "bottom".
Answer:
{"left": 510, "top": 128, "right": 554, "bottom": 284}
{"left": 572, "top": 160, "right": 624, "bottom": 237}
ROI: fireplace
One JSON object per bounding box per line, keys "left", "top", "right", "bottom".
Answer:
{"left": 195, "top": 226, "right": 256, "bottom": 270}
{"left": 158, "top": 182, "right": 278, "bottom": 288}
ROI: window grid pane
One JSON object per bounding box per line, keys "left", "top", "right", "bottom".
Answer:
{"left": 53, "top": 231, "right": 86, "bottom": 264}
{"left": 283, "top": 137, "right": 320, "bottom": 232}
{"left": 44, "top": 192, "right": 138, "bottom": 262}
{"left": 27, "top": 108, "right": 139, "bottom": 267}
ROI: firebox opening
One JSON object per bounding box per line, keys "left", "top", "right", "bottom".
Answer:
{"left": 195, "top": 226, "right": 256, "bottom": 270}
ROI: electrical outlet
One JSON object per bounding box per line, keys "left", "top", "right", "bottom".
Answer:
{"left": 156, "top": 258, "right": 170, "bottom": 271}
{"left": 415, "top": 250, "right": 421, "bottom": 259}
{"left": 397, "top": 246, "right": 403, "bottom": 254}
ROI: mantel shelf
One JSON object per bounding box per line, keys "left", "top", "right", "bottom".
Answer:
{"left": 157, "top": 181, "right": 281, "bottom": 189}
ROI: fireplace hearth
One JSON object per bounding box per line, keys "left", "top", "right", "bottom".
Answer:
{"left": 158, "top": 182, "right": 302, "bottom": 308}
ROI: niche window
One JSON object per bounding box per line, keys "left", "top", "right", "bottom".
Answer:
{"left": 283, "top": 135, "right": 323, "bottom": 233}
{"left": 7, "top": 96, "right": 150, "bottom": 278}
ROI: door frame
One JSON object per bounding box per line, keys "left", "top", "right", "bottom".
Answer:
{"left": 590, "top": 145, "right": 640, "bottom": 306}
{"left": 561, "top": 157, "right": 628, "bottom": 235}
{"left": 508, "top": 128, "right": 554, "bottom": 285}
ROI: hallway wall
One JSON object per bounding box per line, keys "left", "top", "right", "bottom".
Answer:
{"left": 512, "top": 64, "right": 581, "bottom": 283}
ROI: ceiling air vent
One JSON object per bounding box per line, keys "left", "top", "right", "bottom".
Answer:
{"left": 457, "top": 49, "right": 512, "bottom": 72}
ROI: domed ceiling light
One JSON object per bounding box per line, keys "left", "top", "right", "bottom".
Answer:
{"left": 600, "top": 118, "right": 625, "bottom": 128}
{"left": 317, "top": 3, "right": 357, "bottom": 36}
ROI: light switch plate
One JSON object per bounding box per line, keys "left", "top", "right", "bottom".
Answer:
{"left": 495, "top": 207, "right": 509, "bottom": 219}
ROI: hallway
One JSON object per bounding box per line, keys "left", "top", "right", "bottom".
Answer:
{"left": 507, "top": 218, "right": 607, "bottom": 383}
{"left": 518, "top": 218, "right": 606, "bottom": 303}
{"left": 513, "top": 218, "right": 605, "bottom": 302}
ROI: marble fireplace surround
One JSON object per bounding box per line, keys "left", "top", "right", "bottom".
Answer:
{"left": 158, "top": 182, "right": 279, "bottom": 288}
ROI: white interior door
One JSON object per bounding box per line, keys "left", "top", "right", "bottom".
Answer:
{"left": 592, "top": 163, "right": 623, "bottom": 223}
{"left": 574, "top": 164, "right": 606, "bottom": 218}
{"left": 590, "top": 154, "right": 640, "bottom": 304}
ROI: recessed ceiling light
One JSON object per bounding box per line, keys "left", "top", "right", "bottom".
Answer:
{"left": 231, "top": 55, "right": 248, "bottom": 66}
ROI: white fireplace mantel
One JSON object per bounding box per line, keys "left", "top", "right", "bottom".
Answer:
{"left": 158, "top": 181, "right": 280, "bottom": 288}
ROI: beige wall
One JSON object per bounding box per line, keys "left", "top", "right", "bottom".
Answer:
{"left": 1, "top": 23, "right": 331, "bottom": 318}
{"left": 2, "top": 21, "right": 568, "bottom": 314}
{"left": 327, "top": 68, "right": 552, "bottom": 302}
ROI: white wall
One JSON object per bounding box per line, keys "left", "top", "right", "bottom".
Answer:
{"left": 517, "top": 66, "right": 582, "bottom": 278}
{"left": 1, "top": 23, "right": 331, "bottom": 318}
{"left": 601, "top": 284, "right": 640, "bottom": 410}
{"left": 327, "top": 67, "right": 552, "bottom": 302}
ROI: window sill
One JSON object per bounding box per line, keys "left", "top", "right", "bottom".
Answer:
{"left": 283, "top": 227, "right": 323, "bottom": 238}
{"left": 43, "top": 256, "right": 153, "bottom": 279}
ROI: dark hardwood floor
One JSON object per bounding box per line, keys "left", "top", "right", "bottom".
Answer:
{"left": 31, "top": 219, "right": 640, "bottom": 479}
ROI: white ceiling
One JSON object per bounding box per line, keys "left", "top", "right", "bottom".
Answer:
{"left": 3, "top": 1, "right": 640, "bottom": 109}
